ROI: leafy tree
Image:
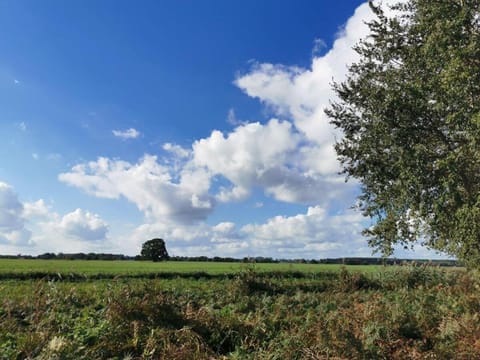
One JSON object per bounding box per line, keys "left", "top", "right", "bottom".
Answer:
{"left": 141, "top": 238, "right": 169, "bottom": 262}
{"left": 327, "top": 0, "right": 480, "bottom": 266}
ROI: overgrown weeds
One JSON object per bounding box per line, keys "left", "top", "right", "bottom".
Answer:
{"left": 1, "top": 265, "right": 479, "bottom": 359}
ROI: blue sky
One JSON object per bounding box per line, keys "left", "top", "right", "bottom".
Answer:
{"left": 0, "top": 0, "right": 447, "bottom": 259}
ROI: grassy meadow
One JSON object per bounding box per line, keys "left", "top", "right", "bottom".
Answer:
{"left": 0, "top": 259, "right": 381, "bottom": 277}
{"left": 1, "top": 259, "right": 479, "bottom": 359}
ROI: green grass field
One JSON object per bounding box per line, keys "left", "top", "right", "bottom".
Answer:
{"left": 0, "top": 259, "right": 381, "bottom": 276}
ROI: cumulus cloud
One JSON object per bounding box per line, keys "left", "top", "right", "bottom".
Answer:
{"left": 58, "top": 209, "right": 108, "bottom": 241}
{"left": 27, "top": 208, "right": 110, "bottom": 254}
{"left": 112, "top": 128, "right": 140, "bottom": 139}
{"left": 193, "top": 119, "right": 302, "bottom": 202}
{"left": 0, "top": 183, "right": 25, "bottom": 231}
{"left": 23, "top": 199, "right": 50, "bottom": 219}
{"left": 0, "top": 181, "right": 110, "bottom": 253}
{"left": 0, "top": 182, "right": 32, "bottom": 245}
{"left": 242, "top": 206, "right": 367, "bottom": 257}
{"left": 192, "top": 118, "right": 356, "bottom": 205}
{"left": 59, "top": 155, "right": 214, "bottom": 223}
{"left": 234, "top": 3, "right": 374, "bottom": 176}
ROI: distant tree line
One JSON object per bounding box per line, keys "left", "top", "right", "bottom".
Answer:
{"left": 38, "top": 253, "right": 138, "bottom": 261}
{"left": 0, "top": 253, "right": 460, "bottom": 266}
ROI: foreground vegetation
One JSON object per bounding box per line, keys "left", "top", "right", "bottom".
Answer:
{"left": 1, "top": 264, "right": 479, "bottom": 359}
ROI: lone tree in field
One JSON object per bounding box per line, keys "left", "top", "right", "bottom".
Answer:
{"left": 327, "top": 0, "right": 480, "bottom": 266}
{"left": 141, "top": 238, "right": 169, "bottom": 262}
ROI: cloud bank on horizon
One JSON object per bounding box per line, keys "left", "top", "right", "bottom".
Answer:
{"left": 0, "top": 1, "right": 444, "bottom": 259}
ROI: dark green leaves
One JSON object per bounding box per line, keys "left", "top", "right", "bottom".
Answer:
{"left": 327, "top": 0, "right": 480, "bottom": 266}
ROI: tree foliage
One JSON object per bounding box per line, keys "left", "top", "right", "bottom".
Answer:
{"left": 327, "top": 0, "right": 480, "bottom": 266}
{"left": 141, "top": 238, "right": 169, "bottom": 262}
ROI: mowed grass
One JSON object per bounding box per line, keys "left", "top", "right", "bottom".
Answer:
{"left": 0, "top": 259, "right": 382, "bottom": 276}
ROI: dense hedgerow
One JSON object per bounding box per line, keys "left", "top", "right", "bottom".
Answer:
{"left": 1, "top": 266, "right": 480, "bottom": 359}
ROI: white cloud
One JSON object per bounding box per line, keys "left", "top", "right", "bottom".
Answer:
{"left": 312, "top": 38, "right": 327, "bottom": 55}
{"left": 23, "top": 199, "right": 50, "bottom": 219}
{"left": 59, "top": 155, "right": 214, "bottom": 224}
{"left": 0, "top": 182, "right": 31, "bottom": 246}
{"left": 18, "top": 122, "right": 27, "bottom": 132}
{"left": 27, "top": 207, "right": 110, "bottom": 253}
{"left": 0, "top": 182, "right": 110, "bottom": 253}
{"left": 242, "top": 206, "right": 367, "bottom": 258}
{"left": 192, "top": 118, "right": 354, "bottom": 205}
{"left": 234, "top": 3, "right": 374, "bottom": 176}
{"left": 227, "top": 108, "right": 244, "bottom": 126}
{"left": 32, "top": 153, "right": 39, "bottom": 160}
{"left": 162, "top": 143, "right": 190, "bottom": 158}
{"left": 212, "top": 222, "right": 242, "bottom": 243}
{"left": 58, "top": 209, "right": 108, "bottom": 241}
{"left": 193, "top": 119, "right": 305, "bottom": 202}
{"left": 14, "top": 79, "right": 20, "bottom": 85}
{"left": 112, "top": 128, "right": 140, "bottom": 140}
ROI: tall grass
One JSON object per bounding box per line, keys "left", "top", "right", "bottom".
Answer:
{"left": 1, "top": 265, "right": 478, "bottom": 359}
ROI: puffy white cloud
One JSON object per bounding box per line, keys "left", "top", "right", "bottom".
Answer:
{"left": 0, "top": 182, "right": 25, "bottom": 231}
{"left": 193, "top": 117, "right": 356, "bottom": 205}
{"left": 212, "top": 222, "right": 243, "bottom": 243}
{"left": 23, "top": 199, "right": 50, "bottom": 219}
{"left": 242, "top": 206, "right": 368, "bottom": 258}
{"left": 112, "top": 128, "right": 140, "bottom": 139}
{"left": 234, "top": 3, "right": 374, "bottom": 176}
{"left": 59, "top": 155, "right": 215, "bottom": 223}
{"left": 193, "top": 119, "right": 313, "bottom": 202}
{"left": 0, "top": 182, "right": 110, "bottom": 253}
{"left": 0, "top": 182, "right": 32, "bottom": 245}
{"left": 58, "top": 209, "right": 108, "bottom": 241}
{"left": 194, "top": 120, "right": 298, "bottom": 179}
